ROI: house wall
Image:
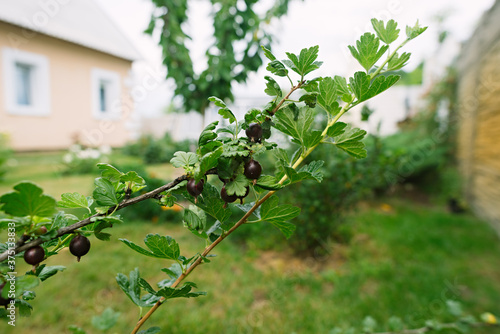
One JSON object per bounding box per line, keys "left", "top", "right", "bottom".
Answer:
{"left": 457, "top": 0, "right": 500, "bottom": 234}
{"left": 0, "top": 21, "right": 134, "bottom": 151}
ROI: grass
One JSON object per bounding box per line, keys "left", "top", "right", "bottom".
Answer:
{"left": 1, "top": 153, "right": 500, "bottom": 333}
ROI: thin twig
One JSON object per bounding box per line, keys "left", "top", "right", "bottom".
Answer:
{"left": 269, "top": 80, "right": 305, "bottom": 116}
{"left": 0, "top": 169, "right": 215, "bottom": 262}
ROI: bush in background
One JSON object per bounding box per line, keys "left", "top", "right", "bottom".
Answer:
{"left": 61, "top": 144, "right": 112, "bottom": 175}
{"left": 122, "top": 133, "right": 193, "bottom": 164}
{"left": 116, "top": 163, "right": 183, "bottom": 223}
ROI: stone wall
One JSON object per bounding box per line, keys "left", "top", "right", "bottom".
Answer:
{"left": 457, "top": 0, "right": 500, "bottom": 234}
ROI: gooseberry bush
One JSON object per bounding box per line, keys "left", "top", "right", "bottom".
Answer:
{"left": 0, "top": 19, "right": 437, "bottom": 333}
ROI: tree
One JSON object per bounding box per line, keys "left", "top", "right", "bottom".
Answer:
{"left": 145, "top": 0, "right": 296, "bottom": 119}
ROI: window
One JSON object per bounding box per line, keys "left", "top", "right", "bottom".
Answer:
{"left": 2, "top": 48, "right": 50, "bottom": 116}
{"left": 91, "top": 68, "right": 121, "bottom": 119}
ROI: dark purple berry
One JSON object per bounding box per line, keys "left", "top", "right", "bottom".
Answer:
{"left": 237, "top": 187, "right": 250, "bottom": 204}
{"left": 24, "top": 246, "right": 45, "bottom": 266}
{"left": 221, "top": 186, "right": 237, "bottom": 208}
{"left": 244, "top": 160, "right": 262, "bottom": 180}
{"left": 245, "top": 123, "right": 263, "bottom": 142}
{"left": 0, "top": 283, "right": 12, "bottom": 308}
{"left": 69, "top": 235, "right": 91, "bottom": 262}
{"left": 187, "top": 178, "right": 204, "bottom": 203}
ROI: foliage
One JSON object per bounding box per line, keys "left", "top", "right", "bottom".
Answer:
{"left": 0, "top": 19, "right": 427, "bottom": 333}
{"left": 122, "top": 133, "right": 193, "bottom": 164}
{"left": 146, "top": 0, "right": 297, "bottom": 114}
{"left": 0, "top": 134, "right": 11, "bottom": 182}
{"left": 119, "top": 164, "right": 183, "bottom": 223}
{"left": 278, "top": 134, "right": 398, "bottom": 254}
{"left": 61, "top": 145, "right": 112, "bottom": 175}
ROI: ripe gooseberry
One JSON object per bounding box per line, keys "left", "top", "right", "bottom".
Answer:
{"left": 23, "top": 246, "right": 45, "bottom": 266}
{"left": 245, "top": 123, "right": 263, "bottom": 142}
{"left": 187, "top": 178, "right": 204, "bottom": 203}
{"left": 69, "top": 235, "right": 91, "bottom": 262}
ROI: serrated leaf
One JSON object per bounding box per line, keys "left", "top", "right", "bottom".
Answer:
{"left": 299, "top": 93, "right": 317, "bottom": 108}
{"left": 120, "top": 171, "right": 145, "bottom": 185}
{"left": 198, "top": 121, "right": 219, "bottom": 147}
{"left": 93, "top": 178, "right": 119, "bottom": 207}
{"left": 51, "top": 211, "right": 78, "bottom": 230}
{"left": 226, "top": 174, "right": 249, "bottom": 196}
{"left": 209, "top": 96, "right": 236, "bottom": 124}
{"left": 58, "top": 192, "right": 90, "bottom": 210}
{"left": 91, "top": 308, "right": 120, "bottom": 331}
{"left": 285, "top": 45, "right": 322, "bottom": 77}
{"left": 184, "top": 205, "right": 207, "bottom": 235}
{"left": 317, "top": 77, "right": 340, "bottom": 114}
{"left": 15, "top": 275, "right": 40, "bottom": 298}
{"left": 332, "top": 75, "right": 353, "bottom": 102}
{"left": 284, "top": 160, "right": 324, "bottom": 184}
{"left": 116, "top": 268, "right": 159, "bottom": 307}
{"left": 349, "top": 71, "right": 400, "bottom": 102}
{"left": 141, "top": 280, "right": 206, "bottom": 300}
{"left": 97, "top": 163, "right": 123, "bottom": 183}
{"left": 170, "top": 151, "right": 198, "bottom": 168}
{"left": 144, "top": 234, "right": 180, "bottom": 260}
{"left": 406, "top": 20, "right": 428, "bottom": 40}
{"left": 371, "top": 19, "right": 400, "bottom": 44}
{"left": 274, "top": 105, "right": 315, "bottom": 147}
{"left": 221, "top": 142, "right": 250, "bottom": 158}
{"left": 348, "top": 33, "right": 389, "bottom": 71}
{"left": 387, "top": 52, "right": 411, "bottom": 71}
{"left": 327, "top": 122, "right": 348, "bottom": 138}
{"left": 0, "top": 182, "right": 56, "bottom": 218}
{"left": 303, "top": 130, "right": 323, "bottom": 149}
{"left": 261, "top": 46, "right": 276, "bottom": 61}
{"left": 301, "top": 77, "right": 321, "bottom": 93}
{"left": 298, "top": 160, "right": 324, "bottom": 183}
{"left": 199, "top": 140, "right": 223, "bottom": 156}
{"left": 334, "top": 125, "right": 367, "bottom": 159}
{"left": 196, "top": 146, "right": 223, "bottom": 181}
{"left": 270, "top": 221, "right": 296, "bottom": 239}
{"left": 264, "top": 76, "right": 282, "bottom": 97}
{"left": 38, "top": 265, "right": 65, "bottom": 282}
{"left": 266, "top": 60, "right": 288, "bottom": 77}
{"left": 260, "top": 195, "right": 300, "bottom": 238}
{"left": 120, "top": 234, "right": 180, "bottom": 260}
{"left": 16, "top": 299, "right": 33, "bottom": 317}
{"left": 244, "top": 108, "right": 262, "bottom": 124}
{"left": 91, "top": 216, "right": 123, "bottom": 241}
{"left": 255, "top": 175, "right": 284, "bottom": 191}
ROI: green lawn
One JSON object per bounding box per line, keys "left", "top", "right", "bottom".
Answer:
{"left": 1, "top": 154, "right": 500, "bottom": 333}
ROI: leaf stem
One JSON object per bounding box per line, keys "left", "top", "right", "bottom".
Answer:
{"left": 131, "top": 91, "right": 354, "bottom": 334}
{"left": 370, "top": 38, "right": 410, "bottom": 79}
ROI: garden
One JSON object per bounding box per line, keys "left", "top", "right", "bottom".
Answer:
{"left": 1, "top": 4, "right": 500, "bottom": 334}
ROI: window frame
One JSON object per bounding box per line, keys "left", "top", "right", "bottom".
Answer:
{"left": 91, "top": 68, "right": 121, "bottom": 120}
{"left": 2, "top": 47, "right": 51, "bottom": 116}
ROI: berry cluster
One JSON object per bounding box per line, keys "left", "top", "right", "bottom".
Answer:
{"left": 187, "top": 122, "right": 264, "bottom": 207}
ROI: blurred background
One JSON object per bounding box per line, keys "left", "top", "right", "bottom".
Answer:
{"left": 1, "top": 0, "right": 500, "bottom": 333}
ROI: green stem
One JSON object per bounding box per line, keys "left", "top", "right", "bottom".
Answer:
{"left": 51, "top": 234, "right": 73, "bottom": 254}
{"left": 370, "top": 38, "right": 410, "bottom": 79}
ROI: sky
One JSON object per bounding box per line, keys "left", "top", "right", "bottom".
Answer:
{"left": 94, "top": 0, "right": 495, "bottom": 117}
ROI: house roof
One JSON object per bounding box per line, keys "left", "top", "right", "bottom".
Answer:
{"left": 0, "top": 0, "right": 142, "bottom": 61}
